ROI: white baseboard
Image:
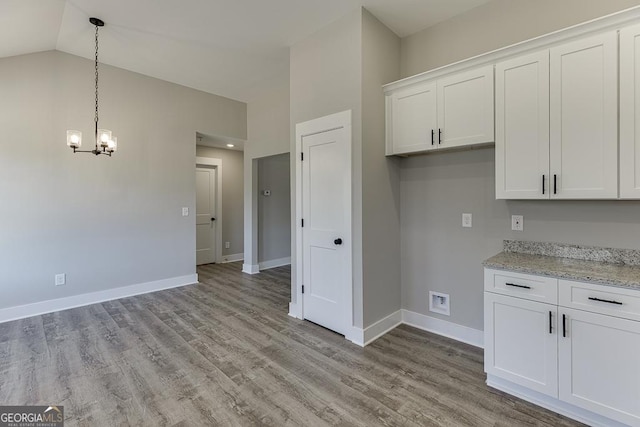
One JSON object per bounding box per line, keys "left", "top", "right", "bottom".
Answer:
{"left": 288, "top": 302, "right": 302, "bottom": 319}
{"left": 0, "top": 274, "right": 198, "bottom": 324}
{"left": 401, "top": 309, "right": 484, "bottom": 348}
{"left": 486, "top": 375, "right": 628, "bottom": 427}
{"left": 345, "top": 326, "right": 365, "bottom": 347}
{"left": 363, "top": 310, "right": 402, "bottom": 346}
{"left": 242, "top": 263, "right": 259, "bottom": 274}
{"left": 259, "top": 256, "right": 291, "bottom": 270}
{"left": 222, "top": 253, "right": 244, "bottom": 263}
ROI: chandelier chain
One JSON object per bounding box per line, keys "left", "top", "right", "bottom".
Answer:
{"left": 94, "top": 23, "right": 99, "bottom": 133}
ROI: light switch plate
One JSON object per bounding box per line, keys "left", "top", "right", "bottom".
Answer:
{"left": 462, "top": 213, "right": 472, "bottom": 228}
{"left": 182, "top": 207, "right": 189, "bottom": 217}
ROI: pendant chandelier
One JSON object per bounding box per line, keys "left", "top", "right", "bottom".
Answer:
{"left": 66, "top": 17, "right": 118, "bottom": 156}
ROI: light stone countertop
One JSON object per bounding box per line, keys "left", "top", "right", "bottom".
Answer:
{"left": 483, "top": 241, "right": 640, "bottom": 291}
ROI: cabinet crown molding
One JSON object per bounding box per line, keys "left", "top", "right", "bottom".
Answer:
{"left": 384, "top": 5, "right": 640, "bottom": 94}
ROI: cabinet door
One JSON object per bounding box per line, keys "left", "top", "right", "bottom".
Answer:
{"left": 437, "top": 65, "right": 494, "bottom": 149}
{"left": 495, "top": 51, "right": 550, "bottom": 199}
{"left": 620, "top": 23, "right": 640, "bottom": 199}
{"left": 559, "top": 308, "right": 640, "bottom": 426}
{"left": 389, "top": 82, "right": 437, "bottom": 155}
{"left": 484, "top": 293, "right": 558, "bottom": 397}
{"left": 549, "top": 32, "right": 618, "bottom": 199}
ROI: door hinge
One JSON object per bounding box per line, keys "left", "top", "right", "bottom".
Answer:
{"left": 301, "top": 218, "right": 304, "bottom": 227}
{"left": 301, "top": 152, "right": 304, "bottom": 161}
{"left": 302, "top": 285, "right": 304, "bottom": 294}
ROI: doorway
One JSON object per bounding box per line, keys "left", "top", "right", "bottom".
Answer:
{"left": 196, "top": 158, "right": 222, "bottom": 265}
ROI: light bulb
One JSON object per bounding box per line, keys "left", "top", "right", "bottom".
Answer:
{"left": 226, "top": 143, "right": 235, "bottom": 148}
{"left": 107, "top": 137, "right": 118, "bottom": 152}
{"left": 98, "top": 129, "right": 112, "bottom": 147}
{"left": 66, "top": 130, "right": 82, "bottom": 148}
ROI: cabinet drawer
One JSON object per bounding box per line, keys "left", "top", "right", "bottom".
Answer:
{"left": 559, "top": 280, "right": 640, "bottom": 321}
{"left": 484, "top": 269, "right": 558, "bottom": 304}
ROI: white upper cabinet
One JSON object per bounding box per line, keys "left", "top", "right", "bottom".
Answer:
{"left": 389, "top": 82, "right": 437, "bottom": 155}
{"left": 437, "top": 65, "right": 494, "bottom": 149}
{"left": 385, "top": 66, "right": 494, "bottom": 155}
{"left": 495, "top": 52, "right": 550, "bottom": 199}
{"left": 549, "top": 32, "right": 618, "bottom": 199}
{"left": 620, "top": 23, "right": 640, "bottom": 199}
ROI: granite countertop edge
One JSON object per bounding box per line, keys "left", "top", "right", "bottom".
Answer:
{"left": 483, "top": 252, "right": 640, "bottom": 291}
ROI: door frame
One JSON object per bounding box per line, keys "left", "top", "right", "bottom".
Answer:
{"left": 196, "top": 157, "right": 223, "bottom": 264}
{"left": 293, "top": 110, "right": 352, "bottom": 336}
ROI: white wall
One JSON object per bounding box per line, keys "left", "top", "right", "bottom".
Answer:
{"left": 258, "top": 153, "right": 291, "bottom": 264}
{"left": 0, "top": 50, "right": 246, "bottom": 310}
{"left": 195, "top": 145, "right": 244, "bottom": 257}
{"left": 399, "top": 0, "right": 640, "bottom": 331}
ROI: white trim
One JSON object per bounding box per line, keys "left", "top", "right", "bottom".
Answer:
{"left": 486, "top": 376, "right": 629, "bottom": 427}
{"left": 294, "top": 110, "right": 353, "bottom": 338}
{"left": 402, "top": 309, "right": 484, "bottom": 348}
{"left": 242, "top": 264, "right": 260, "bottom": 274}
{"left": 383, "top": 6, "right": 640, "bottom": 93}
{"left": 288, "top": 302, "right": 302, "bottom": 319}
{"left": 196, "top": 156, "right": 223, "bottom": 264}
{"left": 259, "top": 256, "right": 291, "bottom": 270}
{"left": 345, "top": 326, "right": 365, "bottom": 347}
{"left": 221, "top": 253, "right": 244, "bottom": 263}
{"left": 363, "top": 310, "right": 403, "bottom": 346}
{"left": 0, "top": 274, "right": 198, "bottom": 324}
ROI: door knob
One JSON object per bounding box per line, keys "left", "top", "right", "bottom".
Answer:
{"left": 211, "top": 217, "right": 216, "bottom": 221}
{"left": 334, "top": 238, "right": 343, "bottom": 245}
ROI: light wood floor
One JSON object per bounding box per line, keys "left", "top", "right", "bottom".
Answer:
{"left": 0, "top": 262, "right": 583, "bottom": 426}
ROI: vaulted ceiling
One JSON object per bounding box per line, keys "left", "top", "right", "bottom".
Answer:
{"left": 0, "top": 0, "right": 491, "bottom": 102}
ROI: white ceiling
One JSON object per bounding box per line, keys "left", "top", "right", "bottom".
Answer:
{"left": 1, "top": 0, "right": 490, "bottom": 102}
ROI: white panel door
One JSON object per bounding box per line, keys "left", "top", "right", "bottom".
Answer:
{"left": 495, "top": 51, "right": 550, "bottom": 199}
{"left": 620, "top": 23, "right": 640, "bottom": 199}
{"left": 484, "top": 293, "right": 558, "bottom": 397}
{"left": 549, "top": 32, "right": 618, "bottom": 199}
{"left": 559, "top": 308, "right": 640, "bottom": 426}
{"left": 302, "top": 126, "right": 351, "bottom": 335}
{"left": 390, "top": 82, "right": 437, "bottom": 154}
{"left": 437, "top": 65, "right": 494, "bottom": 149}
{"left": 196, "top": 167, "right": 217, "bottom": 265}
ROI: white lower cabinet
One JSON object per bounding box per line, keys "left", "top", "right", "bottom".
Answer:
{"left": 484, "top": 293, "right": 558, "bottom": 397}
{"left": 484, "top": 268, "right": 640, "bottom": 427}
{"left": 559, "top": 308, "right": 640, "bottom": 426}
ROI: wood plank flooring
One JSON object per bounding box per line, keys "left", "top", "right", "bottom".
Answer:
{"left": 0, "top": 262, "right": 584, "bottom": 426}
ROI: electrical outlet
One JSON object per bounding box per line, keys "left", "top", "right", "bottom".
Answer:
{"left": 512, "top": 215, "right": 524, "bottom": 231}
{"left": 55, "top": 274, "right": 66, "bottom": 286}
{"left": 182, "top": 207, "right": 189, "bottom": 217}
{"left": 225, "top": 242, "right": 230, "bottom": 249}
{"left": 462, "top": 213, "right": 472, "bottom": 228}
{"left": 429, "top": 291, "right": 450, "bottom": 316}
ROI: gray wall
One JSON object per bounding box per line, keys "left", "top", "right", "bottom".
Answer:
{"left": 0, "top": 50, "right": 246, "bottom": 310}
{"left": 361, "top": 10, "right": 402, "bottom": 327}
{"left": 244, "top": 69, "right": 290, "bottom": 269}
{"left": 399, "top": 0, "right": 640, "bottom": 331}
{"left": 289, "top": 8, "right": 364, "bottom": 326}
{"left": 195, "top": 145, "right": 244, "bottom": 257}
{"left": 258, "top": 153, "right": 291, "bottom": 263}
{"left": 401, "top": 0, "right": 640, "bottom": 78}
